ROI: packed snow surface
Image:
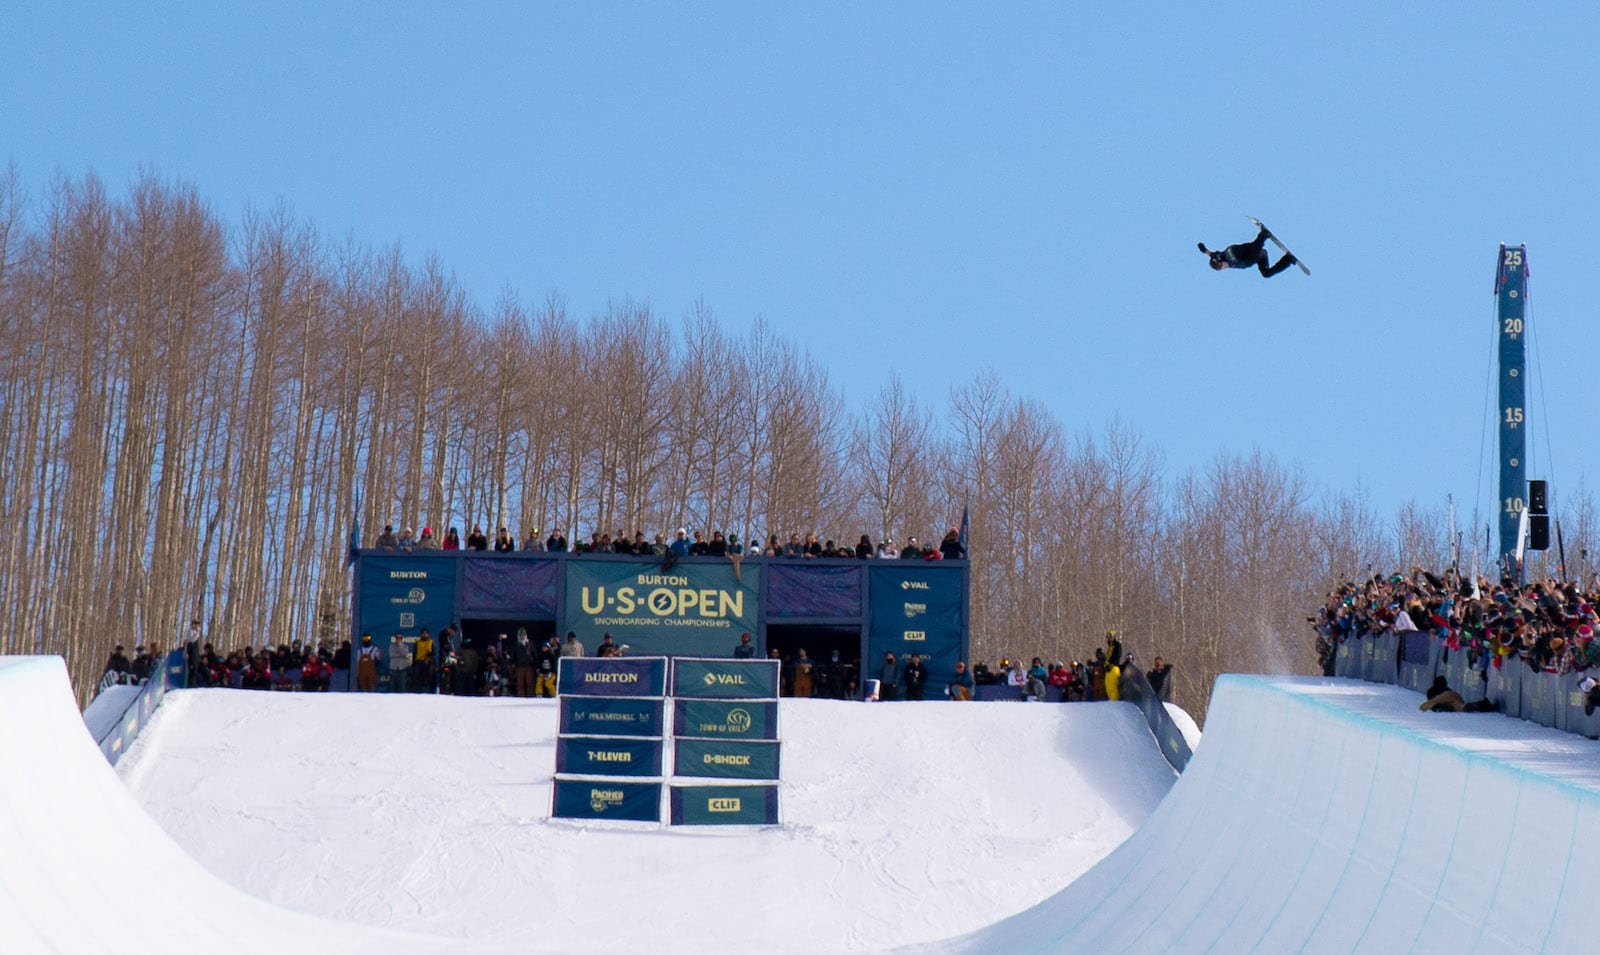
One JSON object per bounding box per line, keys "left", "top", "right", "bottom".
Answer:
{"left": 113, "top": 684, "right": 1176, "bottom": 952}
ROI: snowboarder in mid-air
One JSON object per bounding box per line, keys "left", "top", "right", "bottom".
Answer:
{"left": 1198, "top": 224, "right": 1299, "bottom": 278}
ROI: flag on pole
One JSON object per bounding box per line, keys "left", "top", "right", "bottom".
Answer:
{"left": 959, "top": 503, "right": 970, "bottom": 557}
{"left": 347, "top": 494, "right": 362, "bottom": 567}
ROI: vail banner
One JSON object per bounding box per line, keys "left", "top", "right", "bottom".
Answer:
{"left": 555, "top": 735, "right": 663, "bottom": 777}
{"left": 671, "top": 658, "right": 781, "bottom": 700}
{"left": 560, "top": 696, "right": 666, "bottom": 737}
{"left": 460, "top": 558, "right": 559, "bottom": 617}
{"left": 558, "top": 656, "right": 668, "bottom": 698}
{"left": 867, "top": 565, "right": 964, "bottom": 688}
{"left": 669, "top": 784, "right": 780, "bottom": 826}
{"left": 563, "top": 559, "right": 761, "bottom": 657}
{"left": 673, "top": 738, "right": 782, "bottom": 780}
{"left": 673, "top": 699, "right": 779, "bottom": 740}
{"left": 357, "top": 555, "right": 459, "bottom": 641}
{"left": 552, "top": 778, "right": 662, "bottom": 822}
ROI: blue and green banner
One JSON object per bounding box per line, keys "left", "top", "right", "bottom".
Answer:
{"left": 555, "top": 735, "right": 663, "bottom": 777}
{"left": 357, "top": 555, "right": 459, "bottom": 641}
{"left": 673, "top": 738, "right": 782, "bottom": 780}
{"left": 563, "top": 559, "right": 761, "bottom": 657}
{"left": 560, "top": 696, "right": 665, "bottom": 737}
{"left": 671, "top": 657, "right": 780, "bottom": 699}
{"left": 669, "top": 784, "right": 780, "bottom": 826}
{"left": 552, "top": 778, "right": 662, "bottom": 822}
{"left": 557, "top": 656, "right": 668, "bottom": 697}
{"left": 673, "top": 699, "right": 779, "bottom": 740}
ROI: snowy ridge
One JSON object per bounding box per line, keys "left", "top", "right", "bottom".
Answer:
{"left": 924, "top": 675, "right": 1600, "bottom": 954}
{"left": 0, "top": 657, "right": 467, "bottom": 954}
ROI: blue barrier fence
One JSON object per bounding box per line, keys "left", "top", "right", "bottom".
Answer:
{"left": 1335, "top": 630, "right": 1600, "bottom": 739}
{"left": 85, "top": 649, "right": 187, "bottom": 766}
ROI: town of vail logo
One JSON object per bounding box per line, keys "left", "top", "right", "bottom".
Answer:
{"left": 726, "top": 708, "right": 752, "bottom": 733}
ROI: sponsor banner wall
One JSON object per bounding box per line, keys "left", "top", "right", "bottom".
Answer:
{"left": 563, "top": 559, "right": 761, "bottom": 657}
{"left": 671, "top": 657, "right": 781, "bottom": 700}
{"left": 560, "top": 696, "right": 666, "bottom": 737}
{"left": 672, "top": 699, "right": 779, "bottom": 740}
{"left": 358, "top": 555, "right": 459, "bottom": 641}
{"left": 670, "top": 783, "right": 780, "bottom": 826}
{"left": 555, "top": 735, "right": 663, "bottom": 777}
{"left": 673, "top": 737, "right": 782, "bottom": 780}
{"left": 766, "top": 563, "right": 861, "bottom": 618}
{"left": 552, "top": 778, "right": 662, "bottom": 822}
{"left": 867, "top": 565, "right": 964, "bottom": 693}
{"left": 460, "top": 558, "right": 559, "bottom": 617}
{"left": 557, "top": 656, "right": 668, "bottom": 697}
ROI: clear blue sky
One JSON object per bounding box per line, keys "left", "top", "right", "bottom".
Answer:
{"left": 5, "top": 2, "right": 1597, "bottom": 533}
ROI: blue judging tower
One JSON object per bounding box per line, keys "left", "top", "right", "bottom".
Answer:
{"left": 1494, "top": 244, "right": 1528, "bottom": 569}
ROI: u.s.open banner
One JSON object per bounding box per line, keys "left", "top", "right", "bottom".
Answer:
{"left": 671, "top": 657, "right": 781, "bottom": 700}
{"left": 673, "top": 738, "right": 781, "bottom": 780}
{"left": 552, "top": 778, "right": 662, "bottom": 822}
{"left": 555, "top": 735, "right": 663, "bottom": 777}
{"left": 672, "top": 699, "right": 779, "bottom": 740}
{"left": 560, "top": 696, "right": 665, "bottom": 737}
{"left": 563, "top": 560, "right": 761, "bottom": 656}
{"left": 669, "top": 784, "right": 780, "bottom": 826}
{"left": 557, "top": 656, "right": 668, "bottom": 697}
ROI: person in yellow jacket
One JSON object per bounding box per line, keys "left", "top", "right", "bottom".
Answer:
{"left": 1104, "top": 660, "right": 1122, "bottom": 701}
{"left": 411, "top": 629, "right": 435, "bottom": 694}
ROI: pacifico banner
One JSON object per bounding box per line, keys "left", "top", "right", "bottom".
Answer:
{"left": 557, "top": 656, "right": 668, "bottom": 698}
{"left": 672, "top": 699, "right": 779, "bottom": 740}
{"left": 563, "top": 559, "right": 761, "bottom": 657}
{"left": 669, "top": 783, "right": 780, "bottom": 826}
{"left": 671, "top": 657, "right": 781, "bottom": 700}
{"left": 552, "top": 778, "right": 662, "bottom": 822}
{"left": 560, "top": 696, "right": 666, "bottom": 737}
{"left": 673, "top": 737, "right": 782, "bottom": 781}
{"left": 554, "top": 735, "right": 663, "bottom": 777}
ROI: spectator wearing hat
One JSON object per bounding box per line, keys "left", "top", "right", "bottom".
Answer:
{"left": 878, "top": 652, "right": 900, "bottom": 701}
{"left": 899, "top": 536, "right": 922, "bottom": 559}
{"left": 442, "top": 527, "right": 461, "bottom": 550}
{"left": 494, "top": 527, "right": 515, "bottom": 552}
{"left": 388, "top": 633, "right": 413, "bottom": 692}
{"left": 356, "top": 634, "right": 381, "bottom": 691}
{"left": 876, "top": 537, "right": 898, "bottom": 560}
{"left": 131, "top": 646, "right": 156, "bottom": 683}
{"left": 903, "top": 654, "right": 929, "bottom": 700}
{"left": 415, "top": 526, "right": 439, "bottom": 550}
{"left": 375, "top": 524, "right": 398, "bottom": 549}
{"left": 855, "top": 534, "right": 874, "bottom": 559}
{"left": 947, "top": 661, "right": 975, "bottom": 700}
{"left": 669, "top": 528, "right": 692, "bottom": 557}
{"left": 733, "top": 632, "right": 756, "bottom": 659}
{"left": 1147, "top": 656, "right": 1173, "bottom": 702}
{"left": 411, "top": 628, "right": 434, "bottom": 694}
{"left": 104, "top": 645, "right": 133, "bottom": 682}
{"left": 545, "top": 528, "right": 568, "bottom": 552}
{"left": 396, "top": 527, "right": 416, "bottom": 551}
{"left": 707, "top": 530, "right": 728, "bottom": 557}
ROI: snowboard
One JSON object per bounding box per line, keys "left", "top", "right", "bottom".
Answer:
{"left": 1247, "top": 216, "right": 1311, "bottom": 275}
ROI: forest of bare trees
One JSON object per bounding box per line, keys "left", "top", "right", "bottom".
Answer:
{"left": 2, "top": 170, "right": 1591, "bottom": 713}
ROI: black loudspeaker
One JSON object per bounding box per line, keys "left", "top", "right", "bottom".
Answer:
{"left": 1529, "top": 479, "right": 1548, "bottom": 514}
{"left": 1529, "top": 514, "right": 1550, "bottom": 551}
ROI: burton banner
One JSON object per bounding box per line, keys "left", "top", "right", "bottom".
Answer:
{"left": 669, "top": 784, "right": 780, "bottom": 826}
{"left": 552, "top": 778, "right": 662, "bottom": 822}
{"left": 557, "top": 656, "right": 668, "bottom": 697}
{"left": 673, "top": 738, "right": 782, "bottom": 780}
{"left": 560, "top": 696, "right": 666, "bottom": 737}
{"left": 563, "top": 560, "right": 761, "bottom": 657}
{"left": 867, "top": 565, "right": 964, "bottom": 689}
{"left": 672, "top": 699, "right": 780, "bottom": 740}
{"left": 671, "top": 658, "right": 781, "bottom": 700}
{"left": 357, "top": 555, "right": 459, "bottom": 642}
{"left": 555, "top": 735, "right": 663, "bottom": 777}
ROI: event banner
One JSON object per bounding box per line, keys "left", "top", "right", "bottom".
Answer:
{"left": 867, "top": 565, "right": 964, "bottom": 684}
{"left": 672, "top": 699, "right": 779, "bottom": 741}
{"left": 563, "top": 559, "right": 761, "bottom": 657}
{"left": 673, "top": 738, "right": 782, "bottom": 780}
{"left": 555, "top": 735, "right": 663, "bottom": 778}
{"left": 560, "top": 696, "right": 666, "bottom": 738}
{"left": 671, "top": 657, "right": 781, "bottom": 700}
{"left": 669, "top": 784, "right": 780, "bottom": 826}
{"left": 552, "top": 778, "right": 662, "bottom": 822}
{"left": 765, "top": 563, "right": 862, "bottom": 618}
{"left": 357, "top": 555, "right": 459, "bottom": 641}
{"left": 557, "top": 656, "right": 668, "bottom": 697}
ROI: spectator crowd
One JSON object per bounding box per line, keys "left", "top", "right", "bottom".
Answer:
{"left": 370, "top": 523, "right": 969, "bottom": 561}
